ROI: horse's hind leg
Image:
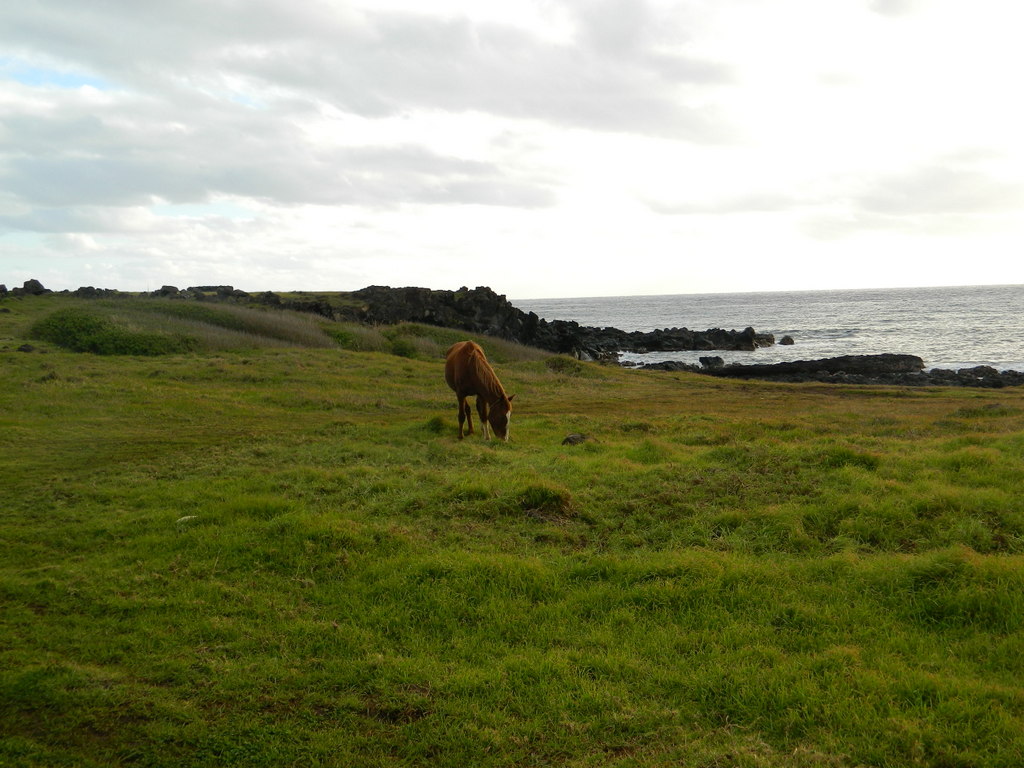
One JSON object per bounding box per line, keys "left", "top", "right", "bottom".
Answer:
{"left": 456, "top": 396, "right": 471, "bottom": 439}
{"left": 460, "top": 397, "right": 474, "bottom": 437}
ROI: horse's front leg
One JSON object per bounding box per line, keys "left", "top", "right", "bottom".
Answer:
{"left": 477, "top": 399, "right": 490, "bottom": 440}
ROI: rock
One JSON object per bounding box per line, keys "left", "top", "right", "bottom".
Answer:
{"left": 155, "top": 285, "right": 179, "bottom": 297}
{"left": 710, "top": 354, "right": 925, "bottom": 379}
{"left": 643, "top": 354, "right": 929, "bottom": 383}
{"left": 68, "top": 286, "right": 119, "bottom": 298}
{"left": 641, "top": 360, "right": 700, "bottom": 372}
{"left": 562, "top": 433, "right": 590, "bottom": 445}
{"left": 17, "top": 344, "right": 35, "bottom": 352}
{"left": 736, "top": 327, "right": 757, "bottom": 351}
{"left": 780, "top": 335, "right": 795, "bottom": 345}
{"left": 578, "top": 348, "right": 621, "bottom": 364}
{"left": 0, "top": 284, "right": 7, "bottom": 296}
{"left": 11, "top": 279, "right": 49, "bottom": 296}
{"left": 958, "top": 365, "right": 999, "bottom": 379}
{"left": 699, "top": 356, "right": 724, "bottom": 368}
{"left": 917, "top": 368, "right": 1024, "bottom": 388}
{"left": 348, "top": 285, "right": 530, "bottom": 341}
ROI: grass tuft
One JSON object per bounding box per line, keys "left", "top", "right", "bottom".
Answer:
{"left": 515, "top": 483, "right": 575, "bottom": 516}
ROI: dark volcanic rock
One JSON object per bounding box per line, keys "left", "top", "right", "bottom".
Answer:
{"left": 561, "top": 433, "right": 590, "bottom": 445}
{"left": 10, "top": 279, "right": 50, "bottom": 296}
{"left": 959, "top": 365, "right": 999, "bottom": 379}
{"left": 711, "top": 354, "right": 926, "bottom": 379}
{"left": 347, "top": 285, "right": 531, "bottom": 341}
{"left": 641, "top": 353, "right": 1024, "bottom": 387}
{"left": 3, "top": 279, "right": 114, "bottom": 299}
{"left": 255, "top": 291, "right": 282, "bottom": 305}
{"left": 642, "top": 354, "right": 924, "bottom": 382}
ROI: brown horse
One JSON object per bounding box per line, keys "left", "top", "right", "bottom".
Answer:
{"left": 444, "top": 341, "right": 514, "bottom": 441}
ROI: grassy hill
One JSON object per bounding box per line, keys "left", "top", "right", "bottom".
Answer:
{"left": 2, "top": 294, "right": 1023, "bottom": 766}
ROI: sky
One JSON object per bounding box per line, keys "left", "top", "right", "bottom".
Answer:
{"left": 1, "top": 0, "right": 1022, "bottom": 299}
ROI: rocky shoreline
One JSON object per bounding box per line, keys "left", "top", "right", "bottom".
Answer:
{"left": 639, "top": 354, "right": 1024, "bottom": 388}
{"left": 4, "top": 279, "right": 1021, "bottom": 387}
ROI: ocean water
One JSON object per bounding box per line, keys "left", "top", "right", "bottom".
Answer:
{"left": 514, "top": 284, "right": 1024, "bottom": 372}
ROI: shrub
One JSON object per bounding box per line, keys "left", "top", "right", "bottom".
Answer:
{"left": 326, "top": 324, "right": 389, "bottom": 352}
{"left": 31, "top": 308, "right": 195, "bottom": 355}
{"left": 422, "top": 415, "right": 448, "bottom": 434}
{"left": 390, "top": 337, "right": 418, "bottom": 358}
{"left": 31, "top": 308, "right": 110, "bottom": 349}
{"left": 545, "top": 356, "right": 584, "bottom": 376}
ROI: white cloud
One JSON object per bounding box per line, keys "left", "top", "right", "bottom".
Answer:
{"left": 868, "top": 0, "right": 919, "bottom": 17}
{"left": 857, "top": 165, "right": 1024, "bottom": 217}
{"left": 1, "top": 0, "right": 1023, "bottom": 296}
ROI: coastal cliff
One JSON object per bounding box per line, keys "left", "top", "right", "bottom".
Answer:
{"left": 336, "top": 285, "right": 775, "bottom": 359}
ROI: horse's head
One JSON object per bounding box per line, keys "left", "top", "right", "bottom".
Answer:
{"left": 488, "top": 394, "right": 514, "bottom": 441}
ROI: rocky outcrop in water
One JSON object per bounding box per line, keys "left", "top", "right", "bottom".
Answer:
{"left": 713, "top": 353, "right": 926, "bottom": 378}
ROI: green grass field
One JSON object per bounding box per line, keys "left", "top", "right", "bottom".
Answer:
{"left": 2, "top": 294, "right": 1023, "bottom": 766}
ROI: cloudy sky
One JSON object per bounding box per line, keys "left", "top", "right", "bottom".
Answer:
{"left": 1, "top": 0, "right": 1022, "bottom": 298}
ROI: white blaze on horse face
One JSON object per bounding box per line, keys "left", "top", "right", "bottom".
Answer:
{"left": 504, "top": 411, "right": 511, "bottom": 441}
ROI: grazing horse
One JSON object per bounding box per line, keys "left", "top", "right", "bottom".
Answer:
{"left": 444, "top": 341, "right": 514, "bottom": 441}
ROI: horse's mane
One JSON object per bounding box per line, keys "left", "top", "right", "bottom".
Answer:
{"left": 467, "top": 345, "right": 508, "bottom": 403}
